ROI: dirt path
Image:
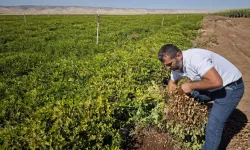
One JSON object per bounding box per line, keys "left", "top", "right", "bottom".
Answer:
{"left": 195, "top": 15, "right": 250, "bottom": 150}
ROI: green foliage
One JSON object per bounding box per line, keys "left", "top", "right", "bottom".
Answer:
{"left": 0, "top": 14, "right": 204, "bottom": 149}
{"left": 214, "top": 8, "right": 250, "bottom": 18}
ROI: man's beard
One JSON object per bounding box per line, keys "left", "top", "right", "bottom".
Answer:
{"left": 175, "top": 58, "right": 183, "bottom": 73}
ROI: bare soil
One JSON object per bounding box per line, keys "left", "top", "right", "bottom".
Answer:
{"left": 125, "top": 127, "right": 183, "bottom": 150}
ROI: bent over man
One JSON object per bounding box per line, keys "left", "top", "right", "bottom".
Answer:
{"left": 158, "top": 44, "right": 244, "bottom": 150}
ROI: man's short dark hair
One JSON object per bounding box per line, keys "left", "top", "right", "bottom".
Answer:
{"left": 158, "top": 44, "right": 181, "bottom": 62}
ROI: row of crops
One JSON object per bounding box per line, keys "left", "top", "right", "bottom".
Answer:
{"left": 0, "top": 14, "right": 204, "bottom": 149}
{"left": 214, "top": 8, "right": 250, "bottom": 18}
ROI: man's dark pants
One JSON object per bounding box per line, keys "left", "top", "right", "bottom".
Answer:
{"left": 190, "top": 78, "right": 244, "bottom": 150}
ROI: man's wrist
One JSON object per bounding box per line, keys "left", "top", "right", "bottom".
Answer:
{"left": 189, "top": 82, "right": 195, "bottom": 91}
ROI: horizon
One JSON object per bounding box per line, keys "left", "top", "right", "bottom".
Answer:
{"left": 1, "top": 0, "right": 250, "bottom": 10}
{"left": 0, "top": 5, "right": 219, "bottom": 11}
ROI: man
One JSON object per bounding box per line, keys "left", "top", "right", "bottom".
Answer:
{"left": 158, "top": 44, "right": 244, "bottom": 150}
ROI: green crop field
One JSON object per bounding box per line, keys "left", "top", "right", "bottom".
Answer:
{"left": 0, "top": 14, "right": 204, "bottom": 149}
{"left": 214, "top": 8, "right": 250, "bottom": 18}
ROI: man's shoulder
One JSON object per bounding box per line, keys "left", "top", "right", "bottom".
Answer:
{"left": 183, "top": 48, "right": 213, "bottom": 67}
{"left": 182, "top": 48, "right": 199, "bottom": 60}
{"left": 182, "top": 48, "right": 197, "bottom": 56}
{"left": 184, "top": 48, "right": 212, "bottom": 57}
{"left": 184, "top": 48, "right": 208, "bottom": 53}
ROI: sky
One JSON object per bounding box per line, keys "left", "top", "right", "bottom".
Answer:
{"left": 0, "top": 0, "right": 250, "bottom": 10}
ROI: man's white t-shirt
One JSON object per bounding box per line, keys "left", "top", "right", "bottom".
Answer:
{"left": 170, "top": 48, "right": 242, "bottom": 91}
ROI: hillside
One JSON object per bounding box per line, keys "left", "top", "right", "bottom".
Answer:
{"left": 0, "top": 6, "right": 215, "bottom": 15}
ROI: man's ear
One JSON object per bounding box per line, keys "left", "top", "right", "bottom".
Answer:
{"left": 176, "top": 52, "right": 183, "bottom": 59}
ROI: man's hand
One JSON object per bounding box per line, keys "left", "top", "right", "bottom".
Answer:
{"left": 181, "top": 83, "right": 193, "bottom": 93}
{"left": 168, "top": 80, "right": 178, "bottom": 92}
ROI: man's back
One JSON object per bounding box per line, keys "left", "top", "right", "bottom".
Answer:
{"left": 171, "top": 48, "right": 242, "bottom": 89}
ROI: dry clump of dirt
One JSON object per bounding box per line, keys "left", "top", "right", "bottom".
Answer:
{"left": 131, "top": 126, "right": 183, "bottom": 150}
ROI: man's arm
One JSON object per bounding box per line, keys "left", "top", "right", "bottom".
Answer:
{"left": 182, "top": 67, "right": 223, "bottom": 93}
